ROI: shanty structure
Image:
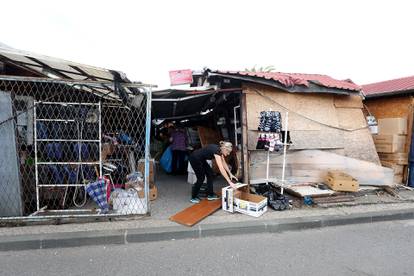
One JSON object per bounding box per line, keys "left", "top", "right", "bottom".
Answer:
{"left": 0, "top": 43, "right": 153, "bottom": 218}
{"left": 363, "top": 75, "right": 414, "bottom": 186}
{"left": 152, "top": 69, "right": 384, "bottom": 186}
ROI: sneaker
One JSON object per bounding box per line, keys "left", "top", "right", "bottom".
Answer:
{"left": 190, "top": 197, "right": 201, "bottom": 204}
{"left": 207, "top": 194, "right": 220, "bottom": 201}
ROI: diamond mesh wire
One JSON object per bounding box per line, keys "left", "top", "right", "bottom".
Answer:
{"left": 0, "top": 77, "right": 151, "bottom": 221}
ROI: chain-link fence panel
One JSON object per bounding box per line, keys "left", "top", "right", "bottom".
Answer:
{"left": 0, "top": 76, "right": 152, "bottom": 222}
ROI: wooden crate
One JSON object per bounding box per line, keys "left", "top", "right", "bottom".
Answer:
{"left": 325, "top": 171, "right": 359, "bottom": 192}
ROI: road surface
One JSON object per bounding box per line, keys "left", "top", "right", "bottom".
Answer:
{"left": 1, "top": 219, "right": 414, "bottom": 275}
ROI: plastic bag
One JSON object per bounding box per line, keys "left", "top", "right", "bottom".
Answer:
{"left": 160, "top": 146, "right": 172, "bottom": 173}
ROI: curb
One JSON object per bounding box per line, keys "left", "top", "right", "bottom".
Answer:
{"left": 1, "top": 208, "right": 413, "bottom": 251}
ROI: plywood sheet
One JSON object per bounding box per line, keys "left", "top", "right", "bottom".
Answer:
{"left": 334, "top": 95, "right": 364, "bottom": 108}
{"left": 336, "top": 108, "right": 367, "bottom": 129}
{"left": 247, "top": 128, "right": 344, "bottom": 151}
{"left": 249, "top": 150, "right": 393, "bottom": 186}
{"left": 343, "top": 128, "right": 380, "bottom": 164}
{"left": 289, "top": 129, "right": 344, "bottom": 150}
{"left": 244, "top": 84, "right": 338, "bottom": 131}
{"left": 169, "top": 199, "right": 222, "bottom": 227}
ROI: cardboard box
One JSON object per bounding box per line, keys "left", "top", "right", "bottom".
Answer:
{"left": 138, "top": 159, "right": 155, "bottom": 186}
{"left": 394, "top": 175, "right": 403, "bottom": 184}
{"left": 373, "top": 134, "right": 406, "bottom": 153}
{"left": 381, "top": 161, "right": 405, "bottom": 175}
{"left": 375, "top": 143, "right": 405, "bottom": 153}
{"left": 222, "top": 184, "right": 267, "bottom": 217}
{"left": 378, "top": 118, "right": 407, "bottom": 135}
{"left": 137, "top": 185, "right": 158, "bottom": 201}
{"left": 373, "top": 134, "right": 406, "bottom": 144}
{"left": 325, "top": 171, "right": 359, "bottom": 192}
{"left": 378, "top": 152, "right": 409, "bottom": 165}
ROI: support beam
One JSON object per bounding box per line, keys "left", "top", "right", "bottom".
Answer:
{"left": 240, "top": 91, "right": 249, "bottom": 185}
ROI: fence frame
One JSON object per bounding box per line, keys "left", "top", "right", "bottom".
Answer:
{"left": 0, "top": 76, "right": 155, "bottom": 222}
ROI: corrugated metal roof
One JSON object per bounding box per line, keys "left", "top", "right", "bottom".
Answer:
{"left": 214, "top": 70, "right": 361, "bottom": 92}
{"left": 0, "top": 41, "right": 130, "bottom": 83}
{"left": 362, "top": 75, "right": 414, "bottom": 98}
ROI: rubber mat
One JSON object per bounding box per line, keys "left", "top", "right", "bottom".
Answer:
{"left": 169, "top": 199, "right": 222, "bottom": 227}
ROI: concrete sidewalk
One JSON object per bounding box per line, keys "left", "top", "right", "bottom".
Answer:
{"left": 1, "top": 202, "right": 414, "bottom": 251}
{"left": 2, "top": 172, "right": 414, "bottom": 251}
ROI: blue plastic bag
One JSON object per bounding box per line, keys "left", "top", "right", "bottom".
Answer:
{"left": 160, "top": 146, "right": 173, "bottom": 173}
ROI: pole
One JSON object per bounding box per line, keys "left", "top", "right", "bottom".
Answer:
{"left": 33, "top": 102, "right": 40, "bottom": 211}
{"left": 281, "top": 111, "right": 289, "bottom": 195}
{"left": 144, "top": 87, "right": 152, "bottom": 215}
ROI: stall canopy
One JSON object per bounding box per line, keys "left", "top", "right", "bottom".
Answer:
{"left": 152, "top": 88, "right": 240, "bottom": 120}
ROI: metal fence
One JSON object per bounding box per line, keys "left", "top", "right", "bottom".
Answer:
{"left": 0, "top": 76, "right": 153, "bottom": 222}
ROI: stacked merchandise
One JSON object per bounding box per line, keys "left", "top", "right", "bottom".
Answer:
{"left": 373, "top": 117, "right": 408, "bottom": 184}
{"left": 256, "top": 111, "right": 283, "bottom": 152}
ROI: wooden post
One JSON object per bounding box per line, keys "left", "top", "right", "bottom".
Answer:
{"left": 240, "top": 91, "right": 250, "bottom": 185}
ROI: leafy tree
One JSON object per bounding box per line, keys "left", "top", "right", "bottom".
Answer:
{"left": 244, "top": 65, "right": 276, "bottom": 72}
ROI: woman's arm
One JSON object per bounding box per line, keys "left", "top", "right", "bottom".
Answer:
{"left": 214, "top": 154, "right": 236, "bottom": 188}
{"left": 221, "top": 156, "right": 237, "bottom": 181}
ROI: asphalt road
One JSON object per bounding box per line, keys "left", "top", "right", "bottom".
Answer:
{"left": 1, "top": 220, "right": 414, "bottom": 276}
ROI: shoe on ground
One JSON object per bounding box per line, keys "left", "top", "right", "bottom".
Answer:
{"left": 190, "top": 197, "right": 201, "bottom": 204}
{"left": 207, "top": 194, "right": 220, "bottom": 201}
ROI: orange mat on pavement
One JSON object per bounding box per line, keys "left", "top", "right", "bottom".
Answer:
{"left": 169, "top": 199, "right": 222, "bottom": 227}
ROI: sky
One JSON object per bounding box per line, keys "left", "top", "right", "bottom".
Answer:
{"left": 2, "top": 0, "right": 413, "bottom": 88}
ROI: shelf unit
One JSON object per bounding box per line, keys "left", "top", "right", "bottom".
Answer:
{"left": 33, "top": 101, "right": 102, "bottom": 211}
{"left": 262, "top": 111, "right": 289, "bottom": 195}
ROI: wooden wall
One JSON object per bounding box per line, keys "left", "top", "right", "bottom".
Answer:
{"left": 243, "top": 83, "right": 381, "bottom": 182}
{"left": 364, "top": 95, "right": 414, "bottom": 153}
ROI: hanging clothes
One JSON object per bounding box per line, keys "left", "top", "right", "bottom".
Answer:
{"left": 258, "top": 111, "right": 282, "bottom": 133}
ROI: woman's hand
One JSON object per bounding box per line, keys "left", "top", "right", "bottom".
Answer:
{"left": 228, "top": 180, "right": 237, "bottom": 189}
{"left": 230, "top": 174, "right": 238, "bottom": 182}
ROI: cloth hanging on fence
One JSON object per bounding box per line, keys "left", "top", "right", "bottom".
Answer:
{"left": 86, "top": 179, "right": 109, "bottom": 213}
{"left": 258, "top": 111, "right": 282, "bottom": 132}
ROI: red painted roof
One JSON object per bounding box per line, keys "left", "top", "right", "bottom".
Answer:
{"left": 214, "top": 70, "right": 361, "bottom": 92}
{"left": 362, "top": 75, "right": 414, "bottom": 97}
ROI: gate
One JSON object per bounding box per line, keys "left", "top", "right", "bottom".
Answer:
{"left": 0, "top": 76, "right": 153, "bottom": 222}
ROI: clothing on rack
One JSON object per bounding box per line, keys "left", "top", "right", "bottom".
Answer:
{"left": 258, "top": 111, "right": 282, "bottom": 133}
{"left": 256, "top": 133, "right": 283, "bottom": 152}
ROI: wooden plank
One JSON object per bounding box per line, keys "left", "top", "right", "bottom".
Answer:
{"left": 241, "top": 90, "right": 250, "bottom": 184}
{"left": 313, "top": 195, "right": 355, "bottom": 204}
{"left": 169, "top": 199, "right": 222, "bottom": 227}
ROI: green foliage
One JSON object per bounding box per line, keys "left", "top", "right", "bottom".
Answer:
{"left": 244, "top": 65, "right": 276, "bottom": 72}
